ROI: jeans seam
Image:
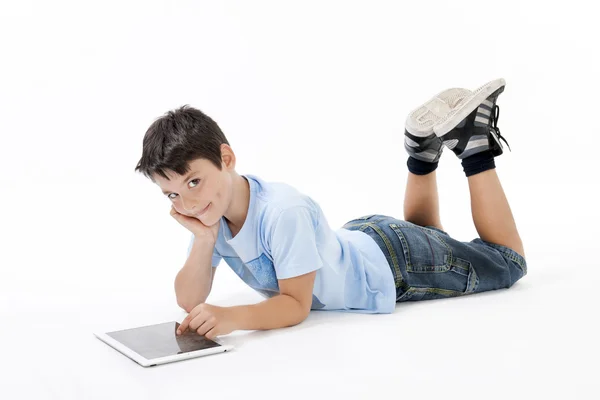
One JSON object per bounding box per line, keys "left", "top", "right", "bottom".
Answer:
{"left": 422, "top": 227, "right": 453, "bottom": 267}
{"left": 365, "top": 223, "right": 404, "bottom": 289}
{"left": 480, "top": 240, "right": 527, "bottom": 272}
{"left": 449, "top": 255, "right": 479, "bottom": 292}
{"left": 389, "top": 224, "right": 412, "bottom": 269}
{"left": 410, "top": 287, "right": 465, "bottom": 297}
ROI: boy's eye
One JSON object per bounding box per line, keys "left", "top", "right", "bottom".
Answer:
{"left": 167, "top": 179, "right": 200, "bottom": 200}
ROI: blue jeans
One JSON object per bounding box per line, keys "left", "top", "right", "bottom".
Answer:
{"left": 342, "top": 214, "right": 527, "bottom": 302}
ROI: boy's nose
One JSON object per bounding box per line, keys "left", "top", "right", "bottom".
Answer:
{"left": 181, "top": 199, "right": 199, "bottom": 215}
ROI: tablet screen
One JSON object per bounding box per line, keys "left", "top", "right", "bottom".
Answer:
{"left": 106, "top": 321, "right": 221, "bottom": 360}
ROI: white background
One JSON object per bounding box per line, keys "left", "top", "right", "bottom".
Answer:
{"left": 1, "top": 0, "right": 598, "bottom": 399}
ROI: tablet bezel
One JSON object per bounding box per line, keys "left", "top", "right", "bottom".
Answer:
{"left": 93, "top": 322, "right": 234, "bottom": 367}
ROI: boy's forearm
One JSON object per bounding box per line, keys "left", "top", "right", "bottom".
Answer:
{"left": 231, "top": 294, "right": 309, "bottom": 331}
{"left": 175, "top": 236, "right": 215, "bottom": 311}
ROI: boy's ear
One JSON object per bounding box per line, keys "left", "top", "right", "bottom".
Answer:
{"left": 221, "top": 144, "right": 236, "bottom": 169}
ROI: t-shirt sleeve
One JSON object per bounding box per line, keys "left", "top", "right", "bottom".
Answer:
{"left": 270, "top": 206, "right": 323, "bottom": 279}
{"left": 186, "top": 233, "right": 222, "bottom": 267}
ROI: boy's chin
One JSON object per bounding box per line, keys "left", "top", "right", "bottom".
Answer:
{"left": 197, "top": 214, "right": 220, "bottom": 225}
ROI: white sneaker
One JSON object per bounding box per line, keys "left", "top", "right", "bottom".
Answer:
{"left": 434, "top": 78, "right": 510, "bottom": 159}
{"left": 404, "top": 87, "right": 473, "bottom": 163}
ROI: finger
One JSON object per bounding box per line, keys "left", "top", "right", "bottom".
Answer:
{"left": 178, "top": 310, "right": 196, "bottom": 334}
{"left": 205, "top": 326, "right": 218, "bottom": 340}
{"left": 196, "top": 317, "right": 216, "bottom": 337}
{"left": 177, "top": 304, "right": 204, "bottom": 335}
{"left": 177, "top": 316, "right": 189, "bottom": 335}
{"left": 189, "top": 313, "right": 209, "bottom": 333}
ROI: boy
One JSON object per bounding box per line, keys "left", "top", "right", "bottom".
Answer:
{"left": 134, "top": 78, "right": 527, "bottom": 340}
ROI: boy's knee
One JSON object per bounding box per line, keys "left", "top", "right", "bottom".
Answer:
{"left": 512, "top": 243, "right": 525, "bottom": 261}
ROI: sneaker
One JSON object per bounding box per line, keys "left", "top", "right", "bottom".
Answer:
{"left": 404, "top": 87, "right": 473, "bottom": 163}
{"left": 434, "top": 78, "right": 512, "bottom": 159}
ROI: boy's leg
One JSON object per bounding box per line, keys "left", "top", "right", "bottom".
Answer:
{"left": 468, "top": 168, "right": 525, "bottom": 258}
{"left": 433, "top": 78, "right": 526, "bottom": 259}
{"left": 403, "top": 170, "right": 443, "bottom": 231}
{"left": 403, "top": 87, "right": 475, "bottom": 230}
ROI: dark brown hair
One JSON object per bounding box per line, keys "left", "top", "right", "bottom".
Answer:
{"left": 135, "top": 105, "right": 230, "bottom": 182}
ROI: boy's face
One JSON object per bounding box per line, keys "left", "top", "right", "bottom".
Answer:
{"left": 153, "top": 146, "right": 235, "bottom": 226}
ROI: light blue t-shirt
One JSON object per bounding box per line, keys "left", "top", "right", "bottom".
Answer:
{"left": 186, "top": 174, "right": 396, "bottom": 313}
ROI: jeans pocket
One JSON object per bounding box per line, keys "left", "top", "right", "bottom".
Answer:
{"left": 390, "top": 223, "right": 479, "bottom": 300}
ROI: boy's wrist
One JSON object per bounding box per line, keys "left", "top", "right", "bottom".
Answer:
{"left": 228, "top": 304, "right": 251, "bottom": 331}
{"left": 193, "top": 234, "right": 215, "bottom": 246}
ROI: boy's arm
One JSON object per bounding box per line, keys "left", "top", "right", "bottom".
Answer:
{"left": 175, "top": 236, "right": 217, "bottom": 312}
{"left": 176, "top": 269, "right": 317, "bottom": 338}
{"left": 232, "top": 270, "right": 317, "bottom": 330}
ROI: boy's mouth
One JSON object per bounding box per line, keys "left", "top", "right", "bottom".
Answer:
{"left": 195, "top": 202, "right": 211, "bottom": 217}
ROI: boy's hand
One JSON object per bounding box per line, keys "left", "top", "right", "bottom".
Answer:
{"left": 177, "top": 303, "right": 238, "bottom": 340}
{"left": 170, "top": 205, "right": 220, "bottom": 243}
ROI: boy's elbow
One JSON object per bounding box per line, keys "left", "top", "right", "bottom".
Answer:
{"left": 175, "top": 283, "right": 209, "bottom": 313}
{"left": 297, "top": 310, "right": 310, "bottom": 325}
{"left": 179, "top": 302, "right": 194, "bottom": 314}
{"left": 292, "top": 301, "right": 311, "bottom": 325}
{"left": 177, "top": 297, "right": 204, "bottom": 314}
{"left": 289, "top": 310, "right": 310, "bottom": 328}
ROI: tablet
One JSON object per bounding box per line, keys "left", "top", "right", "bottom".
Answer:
{"left": 94, "top": 321, "right": 234, "bottom": 367}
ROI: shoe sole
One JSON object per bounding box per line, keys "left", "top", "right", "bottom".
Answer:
{"left": 404, "top": 87, "right": 468, "bottom": 137}
{"left": 434, "top": 78, "right": 506, "bottom": 137}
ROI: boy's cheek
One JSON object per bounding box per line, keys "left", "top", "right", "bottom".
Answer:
{"left": 173, "top": 204, "right": 191, "bottom": 216}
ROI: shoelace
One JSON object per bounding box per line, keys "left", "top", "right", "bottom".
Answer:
{"left": 491, "top": 105, "right": 511, "bottom": 152}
